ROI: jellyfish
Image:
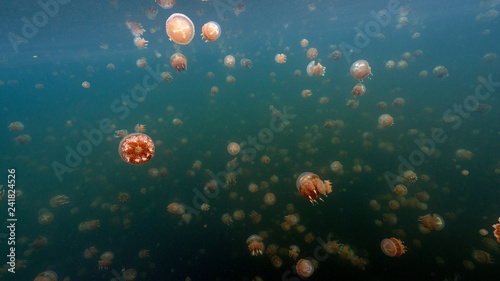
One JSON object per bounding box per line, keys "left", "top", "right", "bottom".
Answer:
{"left": 201, "top": 21, "right": 221, "bottom": 42}
{"left": 165, "top": 13, "right": 194, "bottom": 45}
{"left": 380, "top": 238, "right": 406, "bottom": 257}
{"left": 493, "top": 217, "right": 500, "bottom": 243}
{"left": 224, "top": 55, "right": 235, "bottom": 67}
{"left": 296, "top": 259, "right": 314, "bottom": 277}
{"left": 350, "top": 60, "right": 372, "bottom": 80}
{"left": 296, "top": 172, "right": 332, "bottom": 204}
{"left": 156, "top": 0, "right": 175, "bottom": 9}
{"left": 170, "top": 53, "right": 187, "bottom": 71}
{"left": 275, "top": 54, "right": 286, "bottom": 64}
{"left": 378, "top": 114, "right": 394, "bottom": 127}
{"left": 306, "top": 61, "right": 326, "bottom": 77}
{"left": 247, "top": 235, "right": 264, "bottom": 256}
{"left": 418, "top": 214, "right": 445, "bottom": 231}
{"left": 118, "top": 133, "right": 155, "bottom": 164}
{"left": 227, "top": 142, "right": 240, "bottom": 155}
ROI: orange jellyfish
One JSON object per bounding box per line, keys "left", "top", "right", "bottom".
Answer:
{"left": 156, "top": 0, "right": 175, "bottom": 9}
{"left": 247, "top": 234, "right": 264, "bottom": 256}
{"left": 227, "top": 142, "right": 240, "bottom": 155}
{"left": 122, "top": 269, "right": 137, "bottom": 281}
{"left": 201, "top": 21, "right": 221, "bottom": 42}
{"left": 165, "top": 13, "right": 194, "bottom": 45}
{"left": 378, "top": 114, "right": 394, "bottom": 127}
{"left": 98, "top": 251, "right": 114, "bottom": 269}
{"left": 170, "top": 53, "right": 187, "bottom": 71}
{"left": 352, "top": 83, "right": 366, "bottom": 96}
{"left": 145, "top": 7, "right": 158, "bottom": 20}
{"left": 134, "top": 37, "right": 148, "bottom": 48}
{"left": 331, "top": 50, "right": 342, "bottom": 60}
{"left": 118, "top": 133, "right": 155, "bottom": 164}
{"left": 296, "top": 172, "right": 332, "bottom": 204}
{"left": 81, "top": 81, "right": 90, "bottom": 88}
{"left": 275, "top": 53, "right": 286, "bottom": 63}
{"left": 125, "top": 20, "right": 145, "bottom": 37}
{"left": 350, "top": 60, "right": 372, "bottom": 80}
{"left": 34, "top": 271, "right": 58, "bottom": 281}
{"left": 300, "top": 39, "right": 309, "bottom": 47}
{"left": 296, "top": 259, "right": 314, "bottom": 277}
{"left": 493, "top": 217, "right": 500, "bottom": 242}
{"left": 306, "top": 48, "right": 318, "bottom": 60}
{"left": 380, "top": 238, "right": 406, "bottom": 257}
{"left": 306, "top": 61, "right": 326, "bottom": 77}
{"left": 419, "top": 214, "right": 445, "bottom": 231}
{"left": 136, "top": 58, "right": 147, "bottom": 68}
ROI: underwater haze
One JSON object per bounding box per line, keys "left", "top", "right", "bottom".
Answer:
{"left": 1, "top": 0, "right": 500, "bottom": 280}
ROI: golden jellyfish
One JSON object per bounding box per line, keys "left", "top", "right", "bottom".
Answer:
{"left": 392, "top": 97, "right": 405, "bottom": 107}
{"left": 38, "top": 211, "right": 54, "bottom": 225}
{"left": 201, "top": 21, "right": 221, "bottom": 42}
{"left": 369, "top": 199, "right": 381, "bottom": 211}
{"left": 294, "top": 69, "right": 302, "bottom": 77}
{"left": 414, "top": 49, "right": 424, "bottom": 57}
{"left": 210, "top": 86, "right": 219, "bottom": 96}
{"left": 226, "top": 75, "right": 236, "bottom": 84}
{"left": 396, "top": 60, "right": 408, "bottom": 70}
{"left": 285, "top": 214, "right": 300, "bottom": 226}
{"left": 301, "top": 89, "right": 312, "bottom": 98}
{"left": 306, "top": 61, "right": 326, "bottom": 77}
{"left": 107, "top": 63, "right": 115, "bottom": 71}
{"left": 172, "top": 118, "right": 183, "bottom": 126}
{"left": 15, "top": 134, "right": 31, "bottom": 145}
{"left": 138, "top": 249, "right": 150, "bottom": 258}
{"left": 118, "top": 192, "right": 130, "bottom": 203}
{"left": 331, "top": 50, "right": 342, "bottom": 61}
{"left": 78, "top": 220, "right": 100, "bottom": 232}
{"left": 81, "top": 81, "right": 90, "bottom": 88}
{"left": 296, "top": 172, "right": 332, "bottom": 204}
{"left": 156, "top": 0, "right": 175, "bottom": 9}
{"left": 433, "top": 65, "right": 448, "bottom": 78}
{"left": 161, "top": 72, "right": 173, "bottom": 82}
{"left": 378, "top": 114, "right": 394, "bottom": 127}
{"left": 352, "top": 83, "right": 366, "bottom": 96}
{"left": 9, "top": 121, "right": 24, "bottom": 132}
{"left": 34, "top": 271, "right": 58, "bottom": 281}
{"left": 300, "top": 39, "right": 309, "bottom": 47}
{"left": 170, "top": 53, "right": 187, "bottom": 71}
{"left": 221, "top": 213, "right": 233, "bottom": 225}
{"left": 133, "top": 37, "right": 148, "bottom": 48}
{"left": 385, "top": 60, "right": 395, "bottom": 69}
{"left": 136, "top": 58, "right": 147, "bottom": 68}
{"left": 492, "top": 217, "right": 500, "bottom": 242}
{"left": 233, "top": 209, "right": 245, "bottom": 221}
{"left": 167, "top": 203, "right": 185, "bottom": 215}
{"left": 289, "top": 245, "right": 300, "bottom": 259}
{"left": 296, "top": 259, "right": 314, "bottom": 277}
{"left": 165, "top": 13, "right": 194, "bottom": 45}
{"left": 275, "top": 53, "right": 286, "bottom": 64}
{"left": 125, "top": 20, "right": 144, "bottom": 37}
{"left": 393, "top": 184, "right": 407, "bottom": 196}
{"left": 240, "top": 58, "right": 252, "bottom": 68}
{"left": 224, "top": 55, "right": 235, "bottom": 67}
{"left": 419, "top": 214, "right": 445, "bottom": 231}
{"left": 380, "top": 238, "right": 406, "bottom": 257}
{"left": 306, "top": 48, "right": 318, "bottom": 60}
{"left": 145, "top": 6, "right": 158, "bottom": 20}
{"left": 234, "top": 2, "right": 246, "bottom": 15}
{"left": 122, "top": 269, "right": 137, "bottom": 281}
{"left": 330, "top": 161, "right": 343, "bottom": 174}
{"left": 98, "top": 251, "right": 114, "bottom": 269}
{"left": 119, "top": 133, "right": 155, "bottom": 164}
{"left": 419, "top": 70, "right": 428, "bottom": 78}
{"left": 227, "top": 142, "right": 240, "bottom": 155}
{"left": 403, "top": 170, "right": 417, "bottom": 182}
{"left": 49, "top": 195, "right": 69, "bottom": 208}
{"left": 264, "top": 193, "right": 276, "bottom": 206}
{"left": 401, "top": 52, "right": 412, "bottom": 61}
{"left": 249, "top": 210, "right": 262, "bottom": 224}
{"left": 247, "top": 234, "right": 264, "bottom": 256}
{"left": 472, "top": 250, "right": 493, "bottom": 264}
{"left": 350, "top": 60, "right": 372, "bottom": 80}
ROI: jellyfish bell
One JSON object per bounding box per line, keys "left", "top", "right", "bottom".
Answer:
{"left": 170, "top": 53, "right": 187, "bottom": 71}
{"left": 119, "top": 133, "right": 155, "bottom": 164}
{"left": 433, "top": 65, "right": 448, "bottom": 78}
{"left": 201, "top": 21, "right": 221, "bottom": 42}
{"left": 296, "top": 259, "right": 314, "bottom": 277}
{"left": 156, "top": 0, "right": 175, "bottom": 9}
{"left": 350, "top": 60, "right": 372, "bottom": 80}
{"left": 380, "top": 238, "right": 406, "bottom": 257}
{"left": 165, "top": 13, "right": 194, "bottom": 45}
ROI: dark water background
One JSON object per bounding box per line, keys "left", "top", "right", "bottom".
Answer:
{"left": 1, "top": 0, "right": 500, "bottom": 280}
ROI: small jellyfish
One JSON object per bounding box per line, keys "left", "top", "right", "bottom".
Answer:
{"left": 433, "top": 65, "right": 448, "bottom": 78}
{"left": 170, "top": 53, "right": 187, "bottom": 71}
{"left": 165, "top": 13, "right": 194, "bottom": 45}
{"left": 8, "top": 121, "right": 24, "bottom": 132}
{"left": 275, "top": 54, "right": 287, "bottom": 64}
{"left": 201, "top": 21, "right": 221, "bottom": 42}
{"left": 227, "top": 142, "right": 240, "bottom": 155}
{"left": 82, "top": 81, "right": 90, "bottom": 88}
{"left": 418, "top": 214, "right": 445, "bottom": 231}
{"left": 118, "top": 133, "right": 155, "bottom": 164}
{"left": 246, "top": 234, "right": 264, "bottom": 256}
{"left": 331, "top": 50, "right": 342, "bottom": 61}
{"left": 240, "top": 58, "right": 252, "bottom": 68}
{"left": 156, "top": 0, "right": 175, "bottom": 9}
{"left": 306, "top": 48, "right": 318, "bottom": 60}
{"left": 136, "top": 58, "right": 147, "bottom": 68}
{"left": 380, "top": 238, "right": 406, "bottom": 257}
{"left": 352, "top": 83, "right": 366, "bottom": 96}
{"left": 378, "top": 114, "right": 394, "bottom": 127}
{"left": 350, "top": 60, "right": 372, "bottom": 80}
{"left": 306, "top": 61, "right": 325, "bottom": 77}
{"left": 296, "top": 172, "right": 332, "bottom": 204}
{"left": 296, "top": 259, "right": 314, "bottom": 277}
{"left": 300, "top": 39, "right": 309, "bottom": 47}
{"left": 224, "top": 55, "right": 235, "bottom": 67}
